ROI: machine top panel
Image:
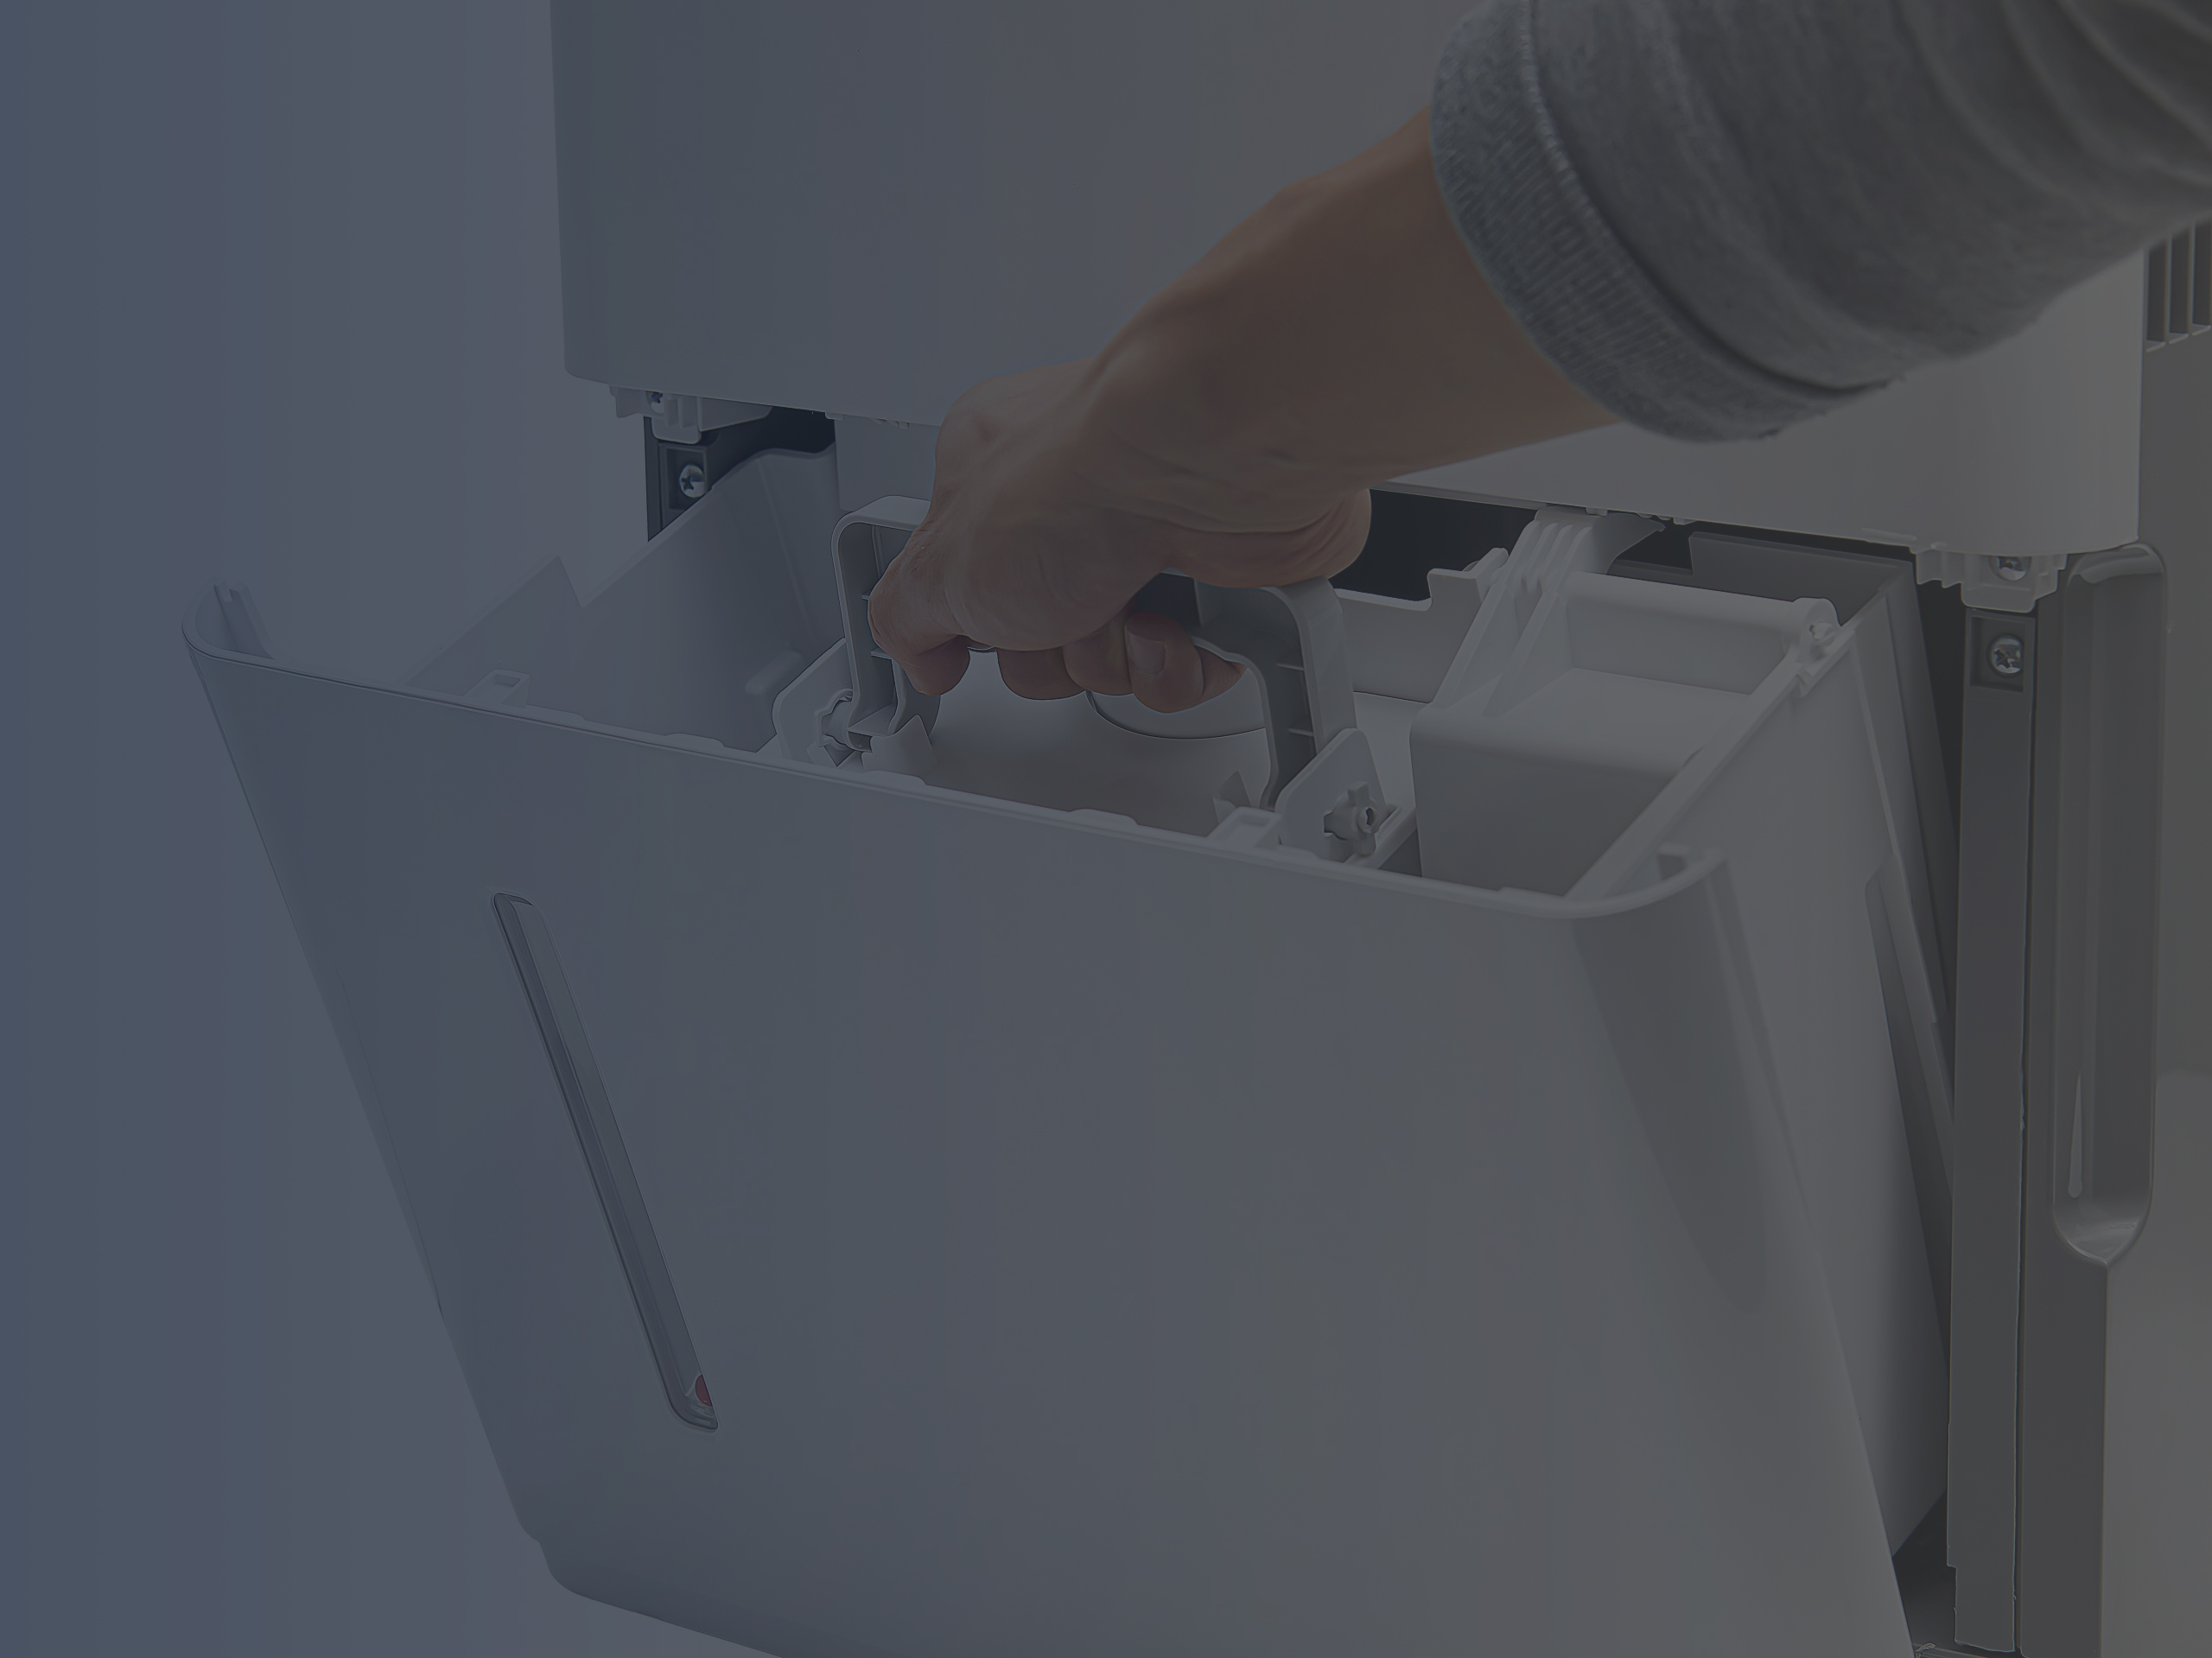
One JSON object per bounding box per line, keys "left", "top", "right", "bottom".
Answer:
{"left": 551, "top": 0, "right": 2143, "bottom": 557}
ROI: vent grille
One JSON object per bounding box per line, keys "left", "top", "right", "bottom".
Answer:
{"left": 2146, "top": 220, "right": 2212, "bottom": 347}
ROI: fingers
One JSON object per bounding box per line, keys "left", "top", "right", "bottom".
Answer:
{"left": 899, "top": 617, "right": 1209, "bottom": 708}
{"left": 1058, "top": 622, "right": 1129, "bottom": 696}
{"left": 879, "top": 602, "right": 1249, "bottom": 710}
{"left": 873, "top": 511, "right": 1247, "bottom": 714}
{"left": 868, "top": 587, "right": 973, "bottom": 696}
{"left": 898, "top": 635, "right": 976, "bottom": 697}
{"left": 1189, "top": 644, "right": 1249, "bottom": 709}
{"left": 995, "top": 647, "right": 1084, "bottom": 700}
{"left": 1122, "top": 612, "right": 1244, "bottom": 712}
{"left": 866, "top": 524, "right": 970, "bottom": 695}
{"left": 1002, "top": 613, "right": 1244, "bottom": 709}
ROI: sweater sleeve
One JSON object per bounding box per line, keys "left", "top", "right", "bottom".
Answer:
{"left": 1430, "top": 0, "right": 2212, "bottom": 441}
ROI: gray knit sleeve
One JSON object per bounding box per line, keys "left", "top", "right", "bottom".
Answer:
{"left": 1430, "top": 0, "right": 2212, "bottom": 441}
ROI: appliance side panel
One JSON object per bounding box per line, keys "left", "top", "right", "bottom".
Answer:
{"left": 2101, "top": 1074, "right": 2212, "bottom": 1658}
{"left": 2015, "top": 558, "right": 2168, "bottom": 1658}
{"left": 2140, "top": 332, "right": 2212, "bottom": 1080}
{"left": 2098, "top": 325, "right": 2212, "bottom": 1657}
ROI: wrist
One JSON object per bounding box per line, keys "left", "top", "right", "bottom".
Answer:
{"left": 1074, "top": 295, "right": 1371, "bottom": 536}
{"left": 1071, "top": 117, "right": 1453, "bottom": 530}
{"left": 1067, "top": 108, "right": 1611, "bottom": 537}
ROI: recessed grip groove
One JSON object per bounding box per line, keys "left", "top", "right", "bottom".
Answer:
{"left": 494, "top": 893, "right": 716, "bottom": 1430}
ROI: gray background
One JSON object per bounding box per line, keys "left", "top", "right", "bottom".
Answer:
{"left": 3, "top": 3, "right": 734, "bottom": 1651}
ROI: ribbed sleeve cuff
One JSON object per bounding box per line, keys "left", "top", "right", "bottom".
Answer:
{"left": 1429, "top": 0, "right": 1871, "bottom": 442}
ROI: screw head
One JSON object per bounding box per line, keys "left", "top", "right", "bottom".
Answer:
{"left": 677, "top": 462, "right": 708, "bottom": 501}
{"left": 1989, "top": 634, "right": 2025, "bottom": 677}
{"left": 1994, "top": 556, "right": 2029, "bottom": 581}
{"left": 649, "top": 391, "right": 667, "bottom": 411}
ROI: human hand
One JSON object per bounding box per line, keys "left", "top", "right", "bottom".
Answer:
{"left": 862, "top": 110, "right": 1610, "bottom": 714}
{"left": 863, "top": 359, "right": 1370, "bottom": 712}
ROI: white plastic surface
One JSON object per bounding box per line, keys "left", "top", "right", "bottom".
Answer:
{"left": 1413, "top": 524, "right": 1957, "bottom": 1548}
{"left": 552, "top": 1, "right": 2143, "bottom": 558}
{"left": 189, "top": 657, "right": 1914, "bottom": 1658}
{"left": 1416, "top": 575, "right": 1840, "bottom": 896}
{"left": 187, "top": 448, "right": 1955, "bottom": 1657}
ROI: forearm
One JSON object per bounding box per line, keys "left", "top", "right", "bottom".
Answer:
{"left": 1433, "top": 0, "right": 2212, "bottom": 441}
{"left": 1073, "top": 111, "right": 1611, "bottom": 531}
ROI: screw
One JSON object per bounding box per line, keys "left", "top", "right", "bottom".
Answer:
{"left": 1994, "top": 556, "right": 2029, "bottom": 581}
{"left": 649, "top": 391, "right": 667, "bottom": 412}
{"left": 1989, "top": 635, "right": 2025, "bottom": 677}
{"left": 677, "top": 463, "right": 708, "bottom": 500}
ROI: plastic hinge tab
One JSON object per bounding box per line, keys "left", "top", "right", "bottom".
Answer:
{"left": 825, "top": 499, "right": 939, "bottom": 776}
{"left": 1122, "top": 569, "right": 1361, "bottom": 809}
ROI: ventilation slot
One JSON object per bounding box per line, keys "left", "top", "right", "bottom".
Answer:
{"left": 2146, "top": 220, "right": 2212, "bottom": 348}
